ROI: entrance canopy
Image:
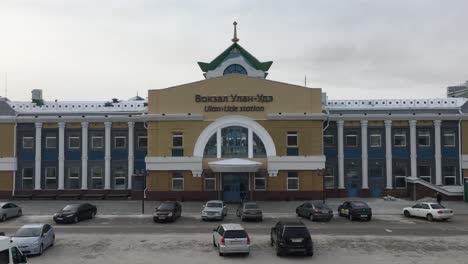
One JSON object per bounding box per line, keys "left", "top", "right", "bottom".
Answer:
{"left": 208, "top": 158, "right": 261, "bottom": 173}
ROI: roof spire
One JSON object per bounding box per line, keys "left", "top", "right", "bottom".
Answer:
{"left": 232, "top": 21, "right": 239, "bottom": 43}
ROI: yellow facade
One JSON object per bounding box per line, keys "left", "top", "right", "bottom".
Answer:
{"left": 0, "top": 123, "right": 15, "bottom": 158}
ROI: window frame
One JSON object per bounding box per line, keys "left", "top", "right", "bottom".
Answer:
{"left": 287, "top": 131, "right": 298, "bottom": 147}
{"left": 345, "top": 134, "right": 358, "bottom": 147}
{"left": 138, "top": 136, "right": 148, "bottom": 149}
{"left": 443, "top": 133, "right": 456, "bottom": 147}
{"left": 324, "top": 167, "right": 335, "bottom": 189}
{"left": 418, "top": 131, "right": 431, "bottom": 147}
{"left": 369, "top": 134, "right": 382, "bottom": 148}
{"left": 91, "top": 136, "right": 104, "bottom": 149}
{"left": 172, "top": 173, "right": 184, "bottom": 191}
{"left": 393, "top": 133, "right": 406, "bottom": 147}
{"left": 45, "top": 136, "right": 57, "bottom": 149}
{"left": 204, "top": 173, "right": 216, "bottom": 191}
{"left": 113, "top": 166, "right": 126, "bottom": 189}
{"left": 254, "top": 173, "right": 266, "bottom": 191}
{"left": 91, "top": 167, "right": 104, "bottom": 189}
{"left": 287, "top": 172, "right": 299, "bottom": 191}
{"left": 45, "top": 166, "right": 57, "bottom": 189}
{"left": 22, "top": 136, "right": 34, "bottom": 149}
{"left": 443, "top": 166, "right": 456, "bottom": 186}
{"left": 172, "top": 132, "right": 184, "bottom": 148}
{"left": 21, "top": 167, "right": 34, "bottom": 189}
{"left": 394, "top": 164, "right": 407, "bottom": 189}
{"left": 418, "top": 165, "right": 431, "bottom": 183}
{"left": 68, "top": 136, "right": 81, "bottom": 149}
{"left": 323, "top": 134, "right": 334, "bottom": 147}
{"left": 114, "top": 136, "right": 127, "bottom": 149}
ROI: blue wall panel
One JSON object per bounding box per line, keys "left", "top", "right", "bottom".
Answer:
{"left": 324, "top": 148, "right": 337, "bottom": 159}
{"left": 368, "top": 149, "right": 385, "bottom": 159}
{"left": 392, "top": 147, "right": 409, "bottom": 159}
{"left": 417, "top": 148, "right": 433, "bottom": 159}
{"left": 65, "top": 151, "right": 81, "bottom": 160}
{"left": 89, "top": 150, "right": 104, "bottom": 161}
{"left": 442, "top": 147, "right": 458, "bottom": 158}
{"left": 112, "top": 150, "right": 127, "bottom": 161}
{"left": 344, "top": 148, "right": 360, "bottom": 158}
{"left": 43, "top": 149, "right": 58, "bottom": 161}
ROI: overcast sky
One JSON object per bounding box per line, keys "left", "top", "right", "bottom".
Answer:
{"left": 0, "top": 0, "right": 467, "bottom": 102}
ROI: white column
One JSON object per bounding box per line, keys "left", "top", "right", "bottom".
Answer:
{"left": 337, "top": 120, "right": 345, "bottom": 189}
{"left": 384, "top": 120, "right": 393, "bottom": 189}
{"left": 81, "top": 122, "right": 88, "bottom": 190}
{"left": 58, "top": 122, "right": 65, "bottom": 190}
{"left": 104, "top": 122, "right": 112, "bottom": 189}
{"left": 248, "top": 128, "right": 253, "bottom": 158}
{"left": 434, "top": 120, "right": 442, "bottom": 185}
{"left": 34, "top": 122, "right": 42, "bottom": 190}
{"left": 128, "top": 121, "right": 135, "bottom": 190}
{"left": 216, "top": 128, "right": 222, "bottom": 158}
{"left": 409, "top": 120, "right": 417, "bottom": 178}
{"left": 361, "top": 120, "right": 369, "bottom": 189}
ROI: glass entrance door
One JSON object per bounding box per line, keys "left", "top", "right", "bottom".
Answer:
{"left": 222, "top": 173, "right": 249, "bottom": 202}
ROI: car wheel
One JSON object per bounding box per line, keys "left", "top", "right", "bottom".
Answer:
{"left": 276, "top": 244, "right": 283, "bottom": 256}
{"left": 51, "top": 236, "right": 55, "bottom": 247}
{"left": 38, "top": 244, "right": 43, "bottom": 256}
{"left": 1, "top": 215, "right": 6, "bottom": 222}
{"left": 426, "top": 214, "right": 434, "bottom": 221}
{"left": 259, "top": 217, "right": 263, "bottom": 222}
{"left": 404, "top": 210, "right": 411, "bottom": 218}
{"left": 73, "top": 215, "right": 79, "bottom": 224}
{"left": 296, "top": 209, "right": 299, "bottom": 216}
{"left": 17, "top": 210, "right": 22, "bottom": 217}
{"left": 91, "top": 211, "right": 96, "bottom": 219}
{"left": 270, "top": 238, "right": 274, "bottom": 247}
{"left": 367, "top": 216, "right": 372, "bottom": 221}
{"left": 244, "top": 252, "right": 250, "bottom": 256}
{"left": 218, "top": 246, "right": 223, "bottom": 257}
{"left": 306, "top": 249, "right": 314, "bottom": 256}
{"left": 213, "top": 237, "right": 216, "bottom": 247}
{"left": 309, "top": 213, "right": 314, "bottom": 221}
{"left": 349, "top": 214, "right": 353, "bottom": 221}
{"left": 241, "top": 216, "right": 245, "bottom": 222}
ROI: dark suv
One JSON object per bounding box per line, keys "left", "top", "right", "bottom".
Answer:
{"left": 270, "top": 221, "right": 313, "bottom": 257}
{"left": 153, "top": 201, "right": 182, "bottom": 223}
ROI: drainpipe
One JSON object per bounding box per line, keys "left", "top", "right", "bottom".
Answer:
{"left": 12, "top": 118, "right": 18, "bottom": 198}
{"left": 458, "top": 109, "right": 463, "bottom": 188}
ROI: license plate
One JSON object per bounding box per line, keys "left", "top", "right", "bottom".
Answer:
{"left": 56, "top": 217, "right": 63, "bottom": 220}
{"left": 231, "top": 241, "right": 242, "bottom": 244}
{"left": 360, "top": 215, "right": 368, "bottom": 218}
{"left": 291, "top": 238, "right": 303, "bottom": 243}
{"left": 158, "top": 216, "right": 166, "bottom": 219}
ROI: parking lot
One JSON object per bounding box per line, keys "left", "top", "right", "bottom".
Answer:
{"left": 1, "top": 198, "right": 468, "bottom": 263}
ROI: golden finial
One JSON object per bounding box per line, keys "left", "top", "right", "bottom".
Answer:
{"left": 232, "top": 21, "right": 239, "bottom": 43}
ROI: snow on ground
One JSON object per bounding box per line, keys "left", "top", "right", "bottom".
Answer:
{"left": 28, "top": 233, "right": 468, "bottom": 264}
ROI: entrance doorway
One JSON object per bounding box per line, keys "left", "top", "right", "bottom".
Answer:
{"left": 222, "top": 173, "right": 249, "bottom": 202}
{"left": 369, "top": 166, "right": 384, "bottom": 198}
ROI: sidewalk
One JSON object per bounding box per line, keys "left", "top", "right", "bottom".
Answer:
{"left": 4, "top": 197, "right": 468, "bottom": 216}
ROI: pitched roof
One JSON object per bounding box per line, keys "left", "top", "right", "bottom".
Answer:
{"left": 197, "top": 42, "right": 273, "bottom": 73}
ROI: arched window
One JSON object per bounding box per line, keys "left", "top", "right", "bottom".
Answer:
{"left": 223, "top": 64, "right": 247, "bottom": 75}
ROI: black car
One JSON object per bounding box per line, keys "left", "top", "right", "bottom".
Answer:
{"left": 53, "top": 203, "right": 97, "bottom": 224}
{"left": 338, "top": 201, "right": 372, "bottom": 221}
{"left": 296, "top": 202, "right": 333, "bottom": 221}
{"left": 270, "top": 221, "right": 313, "bottom": 257}
{"left": 153, "top": 201, "right": 182, "bottom": 223}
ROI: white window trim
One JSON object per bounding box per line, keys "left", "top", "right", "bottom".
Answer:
{"left": 418, "top": 132, "right": 431, "bottom": 147}
{"left": 204, "top": 177, "right": 216, "bottom": 191}
{"left": 68, "top": 167, "right": 80, "bottom": 179}
{"left": 287, "top": 132, "right": 298, "bottom": 147}
{"left": 324, "top": 175, "right": 335, "bottom": 189}
{"left": 91, "top": 167, "right": 103, "bottom": 179}
{"left": 172, "top": 175, "right": 184, "bottom": 191}
{"left": 68, "top": 136, "right": 80, "bottom": 149}
{"left": 22, "top": 168, "right": 33, "bottom": 180}
{"left": 45, "top": 136, "right": 57, "bottom": 149}
{"left": 345, "top": 134, "right": 358, "bottom": 147}
{"left": 443, "top": 133, "right": 456, "bottom": 147}
{"left": 45, "top": 167, "right": 57, "bottom": 179}
{"left": 394, "top": 134, "right": 406, "bottom": 147}
{"left": 418, "top": 166, "right": 431, "bottom": 183}
{"left": 114, "top": 176, "right": 126, "bottom": 186}
{"left": 138, "top": 136, "right": 148, "bottom": 148}
{"left": 369, "top": 134, "right": 381, "bottom": 148}
{"left": 22, "top": 137, "right": 34, "bottom": 149}
{"left": 323, "top": 135, "right": 334, "bottom": 147}
{"left": 91, "top": 136, "right": 103, "bottom": 149}
{"left": 172, "top": 133, "right": 184, "bottom": 148}
{"left": 114, "top": 136, "right": 127, "bottom": 149}
{"left": 287, "top": 173, "right": 299, "bottom": 191}
{"left": 254, "top": 175, "right": 266, "bottom": 191}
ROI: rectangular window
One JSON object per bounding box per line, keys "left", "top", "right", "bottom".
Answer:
{"left": 418, "top": 165, "right": 431, "bottom": 183}
{"left": 443, "top": 166, "right": 456, "bottom": 186}
{"left": 286, "top": 148, "right": 299, "bottom": 156}
{"left": 418, "top": 131, "right": 430, "bottom": 147}
{"left": 394, "top": 164, "right": 407, "bottom": 188}
{"left": 114, "top": 136, "right": 126, "bottom": 149}
{"left": 287, "top": 172, "right": 299, "bottom": 191}
{"left": 22, "top": 137, "right": 34, "bottom": 149}
{"left": 345, "top": 134, "right": 358, "bottom": 147}
{"left": 68, "top": 136, "right": 80, "bottom": 149}
{"left": 45, "top": 136, "right": 57, "bottom": 149}
{"left": 324, "top": 167, "right": 334, "bottom": 189}
{"left": 91, "top": 167, "right": 103, "bottom": 189}
{"left": 91, "top": 136, "right": 103, "bottom": 149}
{"left": 45, "top": 167, "right": 57, "bottom": 189}
{"left": 443, "top": 133, "right": 456, "bottom": 147}
{"left": 67, "top": 167, "right": 80, "bottom": 189}
{"left": 254, "top": 173, "right": 266, "bottom": 191}
{"left": 369, "top": 134, "right": 381, "bottom": 148}
{"left": 287, "top": 132, "right": 298, "bottom": 147}
{"left": 113, "top": 166, "right": 126, "bottom": 189}
{"left": 22, "top": 167, "right": 34, "bottom": 189}
{"left": 394, "top": 133, "right": 406, "bottom": 147}
{"left": 204, "top": 173, "right": 216, "bottom": 191}
{"left": 172, "top": 149, "right": 184, "bottom": 157}
{"left": 172, "top": 132, "right": 183, "bottom": 147}
{"left": 323, "top": 135, "right": 334, "bottom": 147}
{"left": 138, "top": 136, "right": 148, "bottom": 148}
{"left": 172, "top": 173, "right": 184, "bottom": 191}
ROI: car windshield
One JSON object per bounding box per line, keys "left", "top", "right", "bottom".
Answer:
{"left": 283, "top": 226, "right": 309, "bottom": 238}
{"left": 430, "top": 204, "right": 445, "bottom": 209}
{"left": 206, "top": 202, "right": 222, "bottom": 208}
{"left": 62, "top": 205, "right": 79, "bottom": 211}
{"left": 224, "top": 230, "right": 247, "bottom": 239}
{"left": 14, "top": 227, "right": 41, "bottom": 237}
{"left": 313, "top": 203, "right": 328, "bottom": 209}
{"left": 158, "top": 203, "right": 175, "bottom": 210}
{"left": 351, "top": 202, "right": 368, "bottom": 208}
{"left": 244, "top": 203, "right": 258, "bottom": 209}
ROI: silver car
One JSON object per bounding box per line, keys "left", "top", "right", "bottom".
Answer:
{"left": 11, "top": 224, "right": 55, "bottom": 256}
{"left": 202, "top": 200, "right": 228, "bottom": 221}
{"left": 212, "top": 223, "right": 250, "bottom": 256}
{"left": 236, "top": 202, "right": 263, "bottom": 221}
{"left": 0, "top": 202, "right": 22, "bottom": 222}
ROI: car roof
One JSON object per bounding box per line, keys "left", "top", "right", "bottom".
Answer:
{"left": 206, "top": 200, "right": 223, "bottom": 203}
{"left": 21, "top": 224, "right": 45, "bottom": 228}
{"left": 221, "top": 223, "right": 244, "bottom": 230}
{"left": 278, "top": 221, "right": 305, "bottom": 226}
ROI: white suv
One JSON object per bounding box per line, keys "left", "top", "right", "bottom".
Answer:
{"left": 201, "top": 200, "right": 227, "bottom": 221}
{"left": 212, "top": 223, "right": 250, "bottom": 256}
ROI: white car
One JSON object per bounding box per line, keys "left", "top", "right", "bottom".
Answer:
{"left": 403, "top": 202, "right": 454, "bottom": 221}
{"left": 212, "top": 223, "right": 250, "bottom": 256}
{"left": 0, "top": 202, "right": 22, "bottom": 222}
{"left": 202, "top": 200, "right": 228, "bottom": 221}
